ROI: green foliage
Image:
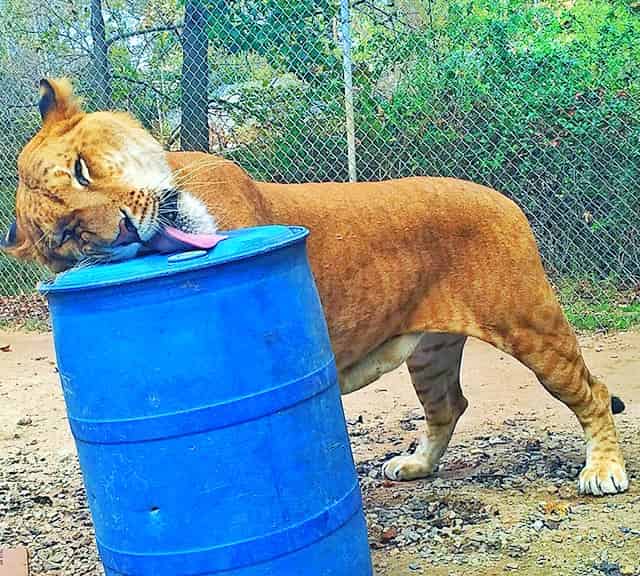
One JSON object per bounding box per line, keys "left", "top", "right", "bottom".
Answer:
{"left": 206, "top": 0, "right": 339, "bottom": 83}
{"left": 231, "top": 0, "right": 639, "bottom": 288}
{"left": 558, "top": 278, "right": 640, "bottom": 331}
{"left": 0, "top": 0, "right": 638, "bottom": 333}
{"left": 386, "top": 0, "right": 640, "bottom": 284}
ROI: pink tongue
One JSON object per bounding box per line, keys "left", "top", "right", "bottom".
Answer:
{"left": 146, "top": 226, "right": 227, "bottom": 253}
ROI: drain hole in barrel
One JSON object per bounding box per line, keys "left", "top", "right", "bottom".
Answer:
{"left": 150, "top": 506, "right": 160, "bottom": 514}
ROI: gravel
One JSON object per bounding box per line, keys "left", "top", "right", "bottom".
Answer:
{"left": 0, "top": 447, "right": 101, "bottom": 575}
{"left": 0, "top": 294, "right": 50, "bottom": 329}
{"left": 1, "top": 414, "right": 638, "bottom": 575}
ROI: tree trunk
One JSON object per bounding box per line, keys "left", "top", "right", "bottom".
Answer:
{"left": 90, "top": 0, "right": 112, "bottom": 109}
{"left": 180, "top": 0, "right": 209, "bottom": 151}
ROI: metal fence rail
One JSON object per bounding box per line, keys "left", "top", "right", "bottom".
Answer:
{"left": 0, "top": 0, "right": 638, "bottom": 330}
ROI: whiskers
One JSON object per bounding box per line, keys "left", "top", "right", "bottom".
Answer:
{"left": 75, "top": 254, "right": 109, "bottom": 270}
{"left": 141, "top": 154, "right": 230, "bottom": 195}
{"left": 32, "top": 228, "right": 55, "bottom": 252}
{"left": 170, "top": 157, "right": 232, "bottom": 189}
{"left": 54, "top": 252, "right": 110, "bottom": 281}
{"left": 150, "top": 212, "right": 175, "bottom": 236}
{"left": 137, "top": 158, "right": 228, "bottom": 235}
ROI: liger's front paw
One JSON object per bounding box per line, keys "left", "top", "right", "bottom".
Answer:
{"left": 382, "top": 454, "right": 436, "bottom": 481}
{"left": 578, "top": 460, "right": 629, "bottom": 496}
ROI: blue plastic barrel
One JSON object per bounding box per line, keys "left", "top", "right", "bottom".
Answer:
{"left": 40, "top": 225, "right": 373, "bottom": 576}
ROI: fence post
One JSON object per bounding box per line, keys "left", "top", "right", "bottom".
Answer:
{"left": 340, "top": 0, "right": 357, "bottom": 182}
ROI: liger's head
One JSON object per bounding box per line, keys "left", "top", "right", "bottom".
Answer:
{"left": 1, "top": 78, "right": 223, "bottom": 272}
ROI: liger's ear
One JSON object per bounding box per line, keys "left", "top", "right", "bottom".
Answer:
{"left": 0, "top": 220, "right": 17, "bottom": 250}
{"left": 0, "top": 219, "right": 35, "bottom": 262}
{"left": 38, "top": 78, "right": 83, "bottom": 125}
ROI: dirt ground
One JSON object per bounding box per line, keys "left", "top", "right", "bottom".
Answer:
{"left": 1, "top": 329, "right": 639, "bottom": 576}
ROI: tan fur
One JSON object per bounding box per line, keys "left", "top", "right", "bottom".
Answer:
{"left": 3, "top": 79, "right": 628, "bottom": 495}
{"left": 9, "top": 80, "right": 173, "bottom": 271}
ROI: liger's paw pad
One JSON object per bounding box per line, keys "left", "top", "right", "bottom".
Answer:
{"left": 578, "top": 461, "right": 629, "bottom": 496}
{"left": 382, "top": 454, "right": 436, "bottom": 481}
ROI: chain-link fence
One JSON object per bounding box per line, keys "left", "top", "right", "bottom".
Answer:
{"left": 1, "top": 0, "right": 639, "bottom": 330}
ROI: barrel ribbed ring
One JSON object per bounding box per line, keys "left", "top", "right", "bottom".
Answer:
{"left": 68, "top": 361, "right": 337, "bottom": 444}
{"left": 97, "top": 482, "right": 362, "bottom": 574}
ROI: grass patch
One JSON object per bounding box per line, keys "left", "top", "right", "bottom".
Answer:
{"left": 564, "top": 301, "right": 640, "bottom": 331}
{"left": 557, "top": 278, "right": 640, "bottom": 332}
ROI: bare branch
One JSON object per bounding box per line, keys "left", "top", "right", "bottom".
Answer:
{"left": 5, "top": 103, "right": 38, "bottom": 110}
{"left": 112, "top": 74, "right": 171, "bottom": 100}
{"left": 106, "top": 25, "right": 183, "bottom": 47}
{"left": 208, "top": 98, "right": 254, "bottom": 117}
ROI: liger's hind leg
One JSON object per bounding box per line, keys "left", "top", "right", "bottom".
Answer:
{"left": 383, "top": 333, "right": 467, "bottom": 481}
{"left": 501, "top": 301, "right": 628, "bottom": 496}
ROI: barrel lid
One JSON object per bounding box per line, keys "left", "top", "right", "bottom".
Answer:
{"left": 39, "top": 225, "right": 308, "bottom": 294}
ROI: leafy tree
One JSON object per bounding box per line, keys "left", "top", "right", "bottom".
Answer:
{"left": 207, "top": 0, "right": 339, "bottom": 83}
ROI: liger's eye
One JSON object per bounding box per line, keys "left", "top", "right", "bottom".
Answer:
{"left": 74, "top": 157, "right": 91, "bottom": 187}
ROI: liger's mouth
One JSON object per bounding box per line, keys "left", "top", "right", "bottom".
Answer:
{"left": 145, "top": 226, "right": 227, "bottom": 252}
{"left": 113, "top": 212, "right": 141, "bottom": 246}
{"left": 112, "top": 194, "right": 226, "bottom": 255}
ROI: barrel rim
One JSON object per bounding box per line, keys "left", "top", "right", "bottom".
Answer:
{"left": 38, "top": 225, "right": 309, "bottom": 295}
